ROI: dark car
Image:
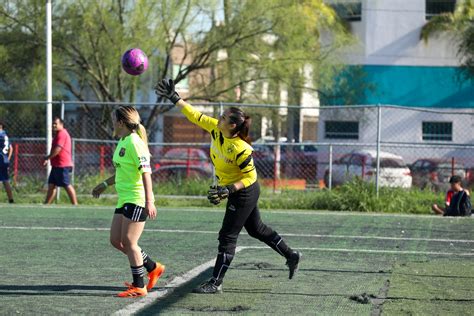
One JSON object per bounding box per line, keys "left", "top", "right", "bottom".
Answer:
{"left": 280, "top": 144, "right": 319, "bottom": 183}
{"left": 409, "top": 158, "right": 468, "bottom": 191}
{"left": 252, "top": 141, "right": 318, "bottom": 183}
{"left": 152, "top": 165, "right": 213, "bottom": 182}
{"left": 153, "top": 147, "right": 212, "bottom": 181}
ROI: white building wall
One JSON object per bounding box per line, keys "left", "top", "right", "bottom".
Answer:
{"left": 342, "top": 0, "right": 459, "bottom": 66}
{"left": 316, "top": 106, "right": 474, "bottom": 178}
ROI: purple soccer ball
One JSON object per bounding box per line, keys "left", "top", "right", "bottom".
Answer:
{"left": 121, "top": 48, "right": 148, "bottom": 76}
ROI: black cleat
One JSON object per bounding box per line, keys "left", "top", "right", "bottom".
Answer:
{"left": 192, "top": 278, "right": 223, "bottom": 294}
{"left": 286, "top": 251, "right": 301, "bottom": 279}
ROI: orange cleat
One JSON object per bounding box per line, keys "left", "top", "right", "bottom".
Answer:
{"left": 147, "top": 262, "right": 166, "bottom": 291}
{"left": 117, "top": 284, "right": 147, "bottom": 298}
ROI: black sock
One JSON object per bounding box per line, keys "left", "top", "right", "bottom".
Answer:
{"left": 212, "top": 252, "right": 234, "bottom": 284}
{"left": 268, "top": 233, "right": 293, "bottom": 258}
{"left": 141, "top": 251, "right": 156, "bottom": 273}
{"left": 131, "top": 265, "right": 145, "bottom": 288}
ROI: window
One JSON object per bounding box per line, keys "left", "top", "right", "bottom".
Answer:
{"left": 173, "top": 64, "right": 189, "bottom": 90}
{"left": 331, "top": 1, "right": 362, "bottom": 22}
{"left": 325, "top": 121, "right": 359, "bottom": 139}
{"left": 422, "top": 122, "right": 452, "bottom": 141}
{"left": 375, "top": 158, "right": 406, "bottom": 168}
{"left": 426, "top": 0, "right": 456, "bottom": 20}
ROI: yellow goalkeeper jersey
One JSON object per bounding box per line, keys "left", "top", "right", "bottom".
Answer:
{"left": 181, "top": 103, "right": 257, "bottom": 188}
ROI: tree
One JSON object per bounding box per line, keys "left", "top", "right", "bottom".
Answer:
{"left": 421, "top": 0, "right": 474, "bottom": 81}
{"left": 0, "top": 0, "right": 354, "bottom": 139}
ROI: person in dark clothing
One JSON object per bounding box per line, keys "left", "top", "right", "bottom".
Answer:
{"left": 155, "top": 79, "right": 301, "bottom": 294}
{"left": 0, "top": 121, "right": 14, "bottom": 203}
{"left": 432, "top": 175, "right": 471, "bottom": 217}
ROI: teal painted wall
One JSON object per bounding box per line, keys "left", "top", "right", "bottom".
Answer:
{"left": 362, "top": 65, "right": 474, "bottom": 108}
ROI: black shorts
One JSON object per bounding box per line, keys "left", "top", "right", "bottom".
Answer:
{"left": 115, "top": 203, "right": 147, "bottom": 222}
{"left": 48, "top": 167, "right": 72, "bottom": 187}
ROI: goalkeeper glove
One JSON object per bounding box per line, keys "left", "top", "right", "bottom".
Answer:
{"left": 154, "top": 78, "right": 181, "bottom": 104}
{"left": 207, "top": 185, "right": 236, "bottom": 205}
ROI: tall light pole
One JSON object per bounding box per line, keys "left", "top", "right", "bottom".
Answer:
{"left": 46, "top": 0, "right": 52, "bottom": 179}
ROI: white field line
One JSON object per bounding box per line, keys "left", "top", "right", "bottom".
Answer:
{"left": 2, "top": 225, "right": 473, "bottom": 244}
{"left": 2, "top": 203, "right": 470, "bottom": 219}
{"left": 240, "top": 246, "right": 474, "bottom": 257}
{"left": 113, "top": 246, "right": 245, "bottom": 316}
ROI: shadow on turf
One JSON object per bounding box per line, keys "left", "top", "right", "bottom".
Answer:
{"left": 235, "top": 266, "right": 392, "bottom": 275}
{"left": 0, "top": 284, "right": 123, "bottom": 297}
{"left": 136, "top": 267, "right": 213, "bottom": 315}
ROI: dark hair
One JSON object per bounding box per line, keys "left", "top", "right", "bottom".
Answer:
{"left": 449, "top": 175, "right": 462, "bottom": 184}
{"left": 0, "top": 121, "right": 4, "bottom": 129}
{"left": 53, "top": 117, "right": 64, "bottom": 124}
{"left": 228, "top": 107, "right": 252, "bottom": 144}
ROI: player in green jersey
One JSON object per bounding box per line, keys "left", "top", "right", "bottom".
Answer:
{"left": 92, "top": 106, "right": 165, "bottom": 298}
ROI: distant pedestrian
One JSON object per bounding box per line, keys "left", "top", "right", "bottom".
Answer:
{"left": 0, "top": 121, "right": 14, "bottom": 203}
{"left": 432, "top": 175, "right": 471, "bottom": 216}
{"left": 43, "top": 117, "right": 77, "bottom": 205}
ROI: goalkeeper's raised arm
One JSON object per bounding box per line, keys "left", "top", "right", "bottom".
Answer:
{"left": 154, "top": 78, "right": 217, "bottom": 132}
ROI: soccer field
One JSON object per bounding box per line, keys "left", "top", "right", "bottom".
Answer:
{"left": 0, "top": 205, "right": 473, "bottom": 315}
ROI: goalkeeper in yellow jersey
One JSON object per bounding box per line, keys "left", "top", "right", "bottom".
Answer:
{"left": 92, "top": 106, "right": 165, "bottom": 298}
{"left": 155, "top": 79, "right": 301, "bottom": 294}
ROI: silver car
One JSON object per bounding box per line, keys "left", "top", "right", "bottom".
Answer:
{"left": 324, "top": 150, "right": 412, "bottom": 188}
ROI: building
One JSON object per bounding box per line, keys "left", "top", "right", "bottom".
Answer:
{"left": 316, "top": 0, "right": 474, "bottom": 179}
{"left": 326, "top": 0, "right": 473, "bottom": 107}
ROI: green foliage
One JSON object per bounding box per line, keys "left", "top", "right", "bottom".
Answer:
{"left": 0, "top": 0, "right": 359, "bottom": 140}
{"left": 7, "top": 176, "right": 442, "bottom": 214}
{"left": 259, "top": 178, "right": 441, "bottom": 214}
{"left": 421, "top": 0, "right": 474, "bottom": 81}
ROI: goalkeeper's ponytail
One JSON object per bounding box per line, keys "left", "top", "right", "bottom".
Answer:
{"left": 228, "top": 107, "right": 252, "bottom": 145}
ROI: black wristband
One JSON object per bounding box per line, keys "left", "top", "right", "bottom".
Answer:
{"left": 226, "top": 184, "right": 237, "bottom": 194}
{"left": 170, "top": 92, "right": 181, "bottom": 104}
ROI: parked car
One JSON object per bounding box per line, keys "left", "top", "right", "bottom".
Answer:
{"left": 467, "top": 167, "right": 474, "bottom": 188}
{"left": 324, "top": 150, "right": 412, "bottom": 188}
{"left": 409, "top": 158, "right": 469, "bottom": 191}
{"left": 252, "top": 137, "right": 318, "bottom": 183}
{"left": 153, "top": 147, "right": 212, "bottom": 181}
{"left": 152, "top": 165, "right": 213, "bottom": 181}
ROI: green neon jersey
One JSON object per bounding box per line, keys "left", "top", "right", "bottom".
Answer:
{"left": 113, "top": 133, "right": 152, "bottom": 208}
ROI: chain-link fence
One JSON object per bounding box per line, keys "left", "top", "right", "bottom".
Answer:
{"left": 1, "top": 101, "right": 473, "bottom": 195}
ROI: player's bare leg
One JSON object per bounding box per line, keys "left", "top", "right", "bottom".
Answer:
{"left": 117, "top": 218, "right": 147, "bottom": 297}
{"left": 431, "top": 203, "right": 445, "bottom": 215}
{"left": 3, "top": 181, "right": 13, "bottom": 202}
{"left": 65, "top": 184, "right": 78, "bottom": 205}
{"left": 44, "top": 184, "right": 57, "bottom": 204}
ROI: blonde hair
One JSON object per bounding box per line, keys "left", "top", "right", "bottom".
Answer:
{"left": 115, "top": 105, "right": 149, "bottom": 146}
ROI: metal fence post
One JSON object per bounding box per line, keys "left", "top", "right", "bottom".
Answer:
{"left": 328, "top": 144, "right": 333, "bottom": 190}
{"left": 219, "top": 101, "right": 224, "bottom": 116}
{"left": 375, "top": 104, "right": 382, "bottom": 198}
{"left": 60, "top": 100, "right": 65, "bottom": 120}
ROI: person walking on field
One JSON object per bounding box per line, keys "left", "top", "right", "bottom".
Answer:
{"left": 0, "top": 121, "right": 14, "bottom": 203}
{"left": 92, "top": 105, "right": 165, "bottom": 298}
{"left": 155, "top": 79, "right": 301, "bottom": 294}
{"left": 43, "top": 117, "right": 77, "bottom": 205}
